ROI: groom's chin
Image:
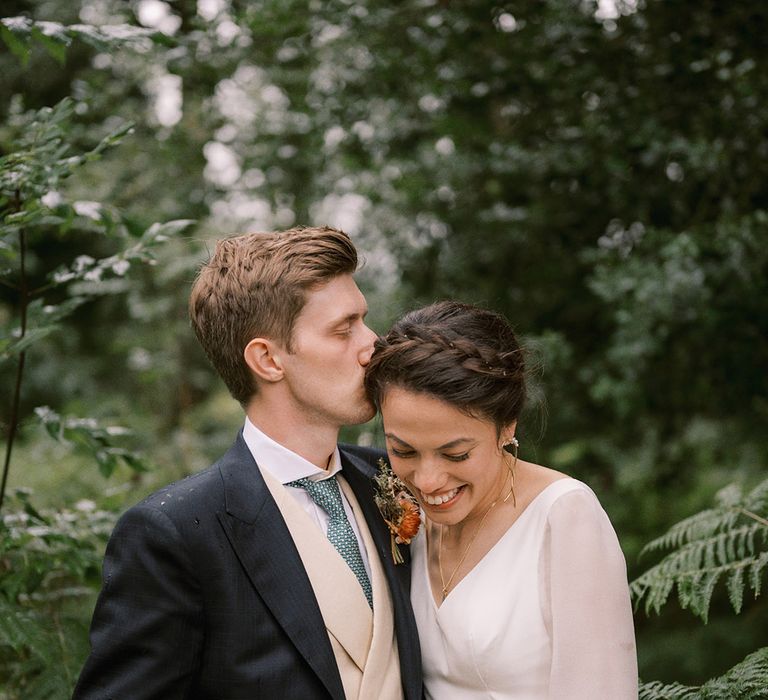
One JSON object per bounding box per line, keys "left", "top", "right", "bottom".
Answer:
{"left": 347, "top": 399, "right": 377, "bottom": 426}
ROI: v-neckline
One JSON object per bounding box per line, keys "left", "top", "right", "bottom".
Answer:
{"left": 427, "top": 478, "right": 575, "bottom": 611}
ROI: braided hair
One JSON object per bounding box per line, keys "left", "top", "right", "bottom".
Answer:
{"left": 364, "top": 301, "right": 526, "bottom": 434}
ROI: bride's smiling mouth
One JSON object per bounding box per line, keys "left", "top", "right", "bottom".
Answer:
{"left": 420, "top": 485, "right": 465, "bottom": 507}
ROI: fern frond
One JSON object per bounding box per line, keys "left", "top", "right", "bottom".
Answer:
{"left": 639, "top": 647, "right": 768, "bottom": 700}
{"left": 742, "top": 479, "right": 768, "bottom": 512}
{"left": 697, "top": 647, "right": 768, "bottom": 699}
{"left": 641, "top": 507, "right": 740, "bottom": 555}
{"left": 750, "top": 550, "right": 768, "bottom": 599}
{"left": 632, "top": 477, "right": 768, "bottom": 621}
{"left": 639, "top": 679, "right": 698, "bottom": 700}
{"left": 640, "top": 479, "right": 767, "bottom": 557}
{"left": 631, "top": 533, "right": 766, "bottom": 620}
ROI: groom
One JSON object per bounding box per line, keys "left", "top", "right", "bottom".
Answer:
{"left": 73, "top": 226, "right": 422, "bottom": 699}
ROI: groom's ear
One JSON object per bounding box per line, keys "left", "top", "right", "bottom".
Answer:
{"left": 244, "top": 337, "right": 284, "bottom": 382}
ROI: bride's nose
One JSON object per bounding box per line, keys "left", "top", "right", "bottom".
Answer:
{"left": 410, "top": 461, "right": 449, "bottom": 495}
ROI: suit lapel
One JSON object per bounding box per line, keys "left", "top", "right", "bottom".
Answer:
{"left": 340, "top": 448, "right": 423, "bottom": 700}
{"left": 215, "top": 434, "right": 345, "bottom": 700}
{"left": 259, "top": 465, "right": 373, "bottom": 672}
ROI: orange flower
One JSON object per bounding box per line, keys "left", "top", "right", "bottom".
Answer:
{"left": 394, "top": 497, "right": 421, "bottom": 544}
{"left": 374, "top": 459, "right": 422, "bottom": 564}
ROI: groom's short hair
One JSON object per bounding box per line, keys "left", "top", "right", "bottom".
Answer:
{"left": 189, "top": 225, "right": 358, "bottom": 405}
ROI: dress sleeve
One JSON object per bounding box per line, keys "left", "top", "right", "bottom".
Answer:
{"left": 540, "top": 486, "right": 638, "bottom": 699}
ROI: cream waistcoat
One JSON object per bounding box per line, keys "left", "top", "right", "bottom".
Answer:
{"left": 259, "top": 466, "right": 403, "bottom": 700}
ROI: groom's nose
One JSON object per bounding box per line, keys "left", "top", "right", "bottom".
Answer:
{"left": 358, "top": 324, "right": 377, "bottom": 366}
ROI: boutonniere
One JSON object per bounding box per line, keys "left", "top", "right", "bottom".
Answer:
{"left": 373, "top": 458, "right": 421, "bottom": 564}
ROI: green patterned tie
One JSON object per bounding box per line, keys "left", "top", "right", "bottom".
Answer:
{"left": 289, "top": 476, "right": 373, "bottom": 608}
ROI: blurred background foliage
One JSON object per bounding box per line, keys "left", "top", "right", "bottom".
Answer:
{"left": 1, "top": 0, "right": 767, "bottom": 696}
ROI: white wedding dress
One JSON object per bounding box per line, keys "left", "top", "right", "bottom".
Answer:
{"left": 411, "top": 478, "right": 638, "bottom": 699}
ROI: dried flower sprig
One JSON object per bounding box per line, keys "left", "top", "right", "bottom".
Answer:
{"left": 373, "top": 458, "right": 421, "bottom": 564}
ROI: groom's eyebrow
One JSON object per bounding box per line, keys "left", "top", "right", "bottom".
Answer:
{"left": 328, "top": 307, "right": 369, "bottom": 327}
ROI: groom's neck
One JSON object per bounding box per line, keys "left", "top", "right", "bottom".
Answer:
{"left": 246, "top": 404, "right": 338, "bottom": 471}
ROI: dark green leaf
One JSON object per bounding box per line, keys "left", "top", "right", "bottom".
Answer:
{"left": 0, "top": 19, "right": 31, "bottom": 66}
{"left": 30, "top": 25, "right": 68, "bottom": 65}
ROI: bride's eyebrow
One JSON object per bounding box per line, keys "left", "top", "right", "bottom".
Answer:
{"left": 384, "top": 434, "right": 475, "bottom": 451}
{"left": 436, "top": 438, "right": 475, "bottom": 450}
{"left": 384, "top": 433, "right": 413, "bottom": 448}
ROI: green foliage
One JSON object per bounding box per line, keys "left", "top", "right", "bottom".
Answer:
{"left": 34, "top": 406, "right": 149, "bottom": 478}
{"left": 0, "top": 298, "right": 85, "bottom": 362}
{"left": 0, "top": 97, "right": 132, "bottom": 209}
{"left": 0, "top": 98, "right": 189, "bottom": 293}
{"left": 631, "top": 479, "right": 768, "bottom": 622}
{"left": 0, "top": 51, "right": 194, "bottom": 512}
{"left": 45, "top": 216, "right": 195, "bottom": 289}
{"left": 0, "top": 490, "right": 116, "bottom": 699}
{"left": 0, "top": 15, "right": 173, "bottom": 67}
{"left": 586, "top": 211, "right": 768, "bottom": 423}
{"left": 639, "top": 648, "right": 768, "bottom": 700}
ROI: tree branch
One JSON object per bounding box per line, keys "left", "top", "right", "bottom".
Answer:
{"left": 0, "top": 189, "right": 28, "bottom": 514}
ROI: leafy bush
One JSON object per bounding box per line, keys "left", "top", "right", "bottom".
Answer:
{"left": 0, "top": 490, "right": 116, "bottom": 700}
{"left": 0, "top": 21, "right": 192, "bottom": 696}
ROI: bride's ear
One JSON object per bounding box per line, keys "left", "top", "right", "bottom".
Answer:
{"left": 501, "top": 421, "right": 518, "bottom": 453}
{"left": 244, "top": 338, "right": 284, "bottom": 383}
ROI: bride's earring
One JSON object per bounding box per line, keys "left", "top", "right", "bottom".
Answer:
{"left": 501, "top": 437, "right": 518, "bottom": 506}
{"left": 502, "top": 436, "right": 519, "bottom": 458}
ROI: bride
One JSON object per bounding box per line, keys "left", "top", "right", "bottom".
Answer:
{"left": 365, "top": 301, "right": 637, "bottom": 699}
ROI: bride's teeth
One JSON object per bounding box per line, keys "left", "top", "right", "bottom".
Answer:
{"left": 422, "top": 487, "right": 459, "bottom": 505}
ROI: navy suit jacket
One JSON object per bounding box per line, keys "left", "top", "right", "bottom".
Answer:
{"left": 73, "top": 434, "right": 422, "bottom": 699}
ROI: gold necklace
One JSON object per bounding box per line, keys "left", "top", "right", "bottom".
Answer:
{"left": 437, "top": 468, "right": 516, "bottom": 601}
{"left": 438, "top": 498, "right": 498, "bottom": 601}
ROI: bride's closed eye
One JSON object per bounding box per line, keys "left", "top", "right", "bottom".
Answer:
{"left": 389, "top": 448, "right": 471, "bottom": 461}
{"left": 390, "top": 448, "right": 416, "bottom": 458}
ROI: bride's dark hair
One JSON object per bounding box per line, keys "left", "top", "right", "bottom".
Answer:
{"left": 364, "top": 301, "right": 526, "bottom": 434}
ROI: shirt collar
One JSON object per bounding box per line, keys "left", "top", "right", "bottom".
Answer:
{"left": 243, "top": 417, "right": 342, "bottom": 484}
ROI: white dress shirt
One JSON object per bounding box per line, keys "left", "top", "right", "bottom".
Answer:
{"left": 242, "top": 417, "right": 372, "bottom": 580}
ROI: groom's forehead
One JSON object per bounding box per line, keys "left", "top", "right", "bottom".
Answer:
{"left": 297, "top": 276, "right": 368, "bottom": 325}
